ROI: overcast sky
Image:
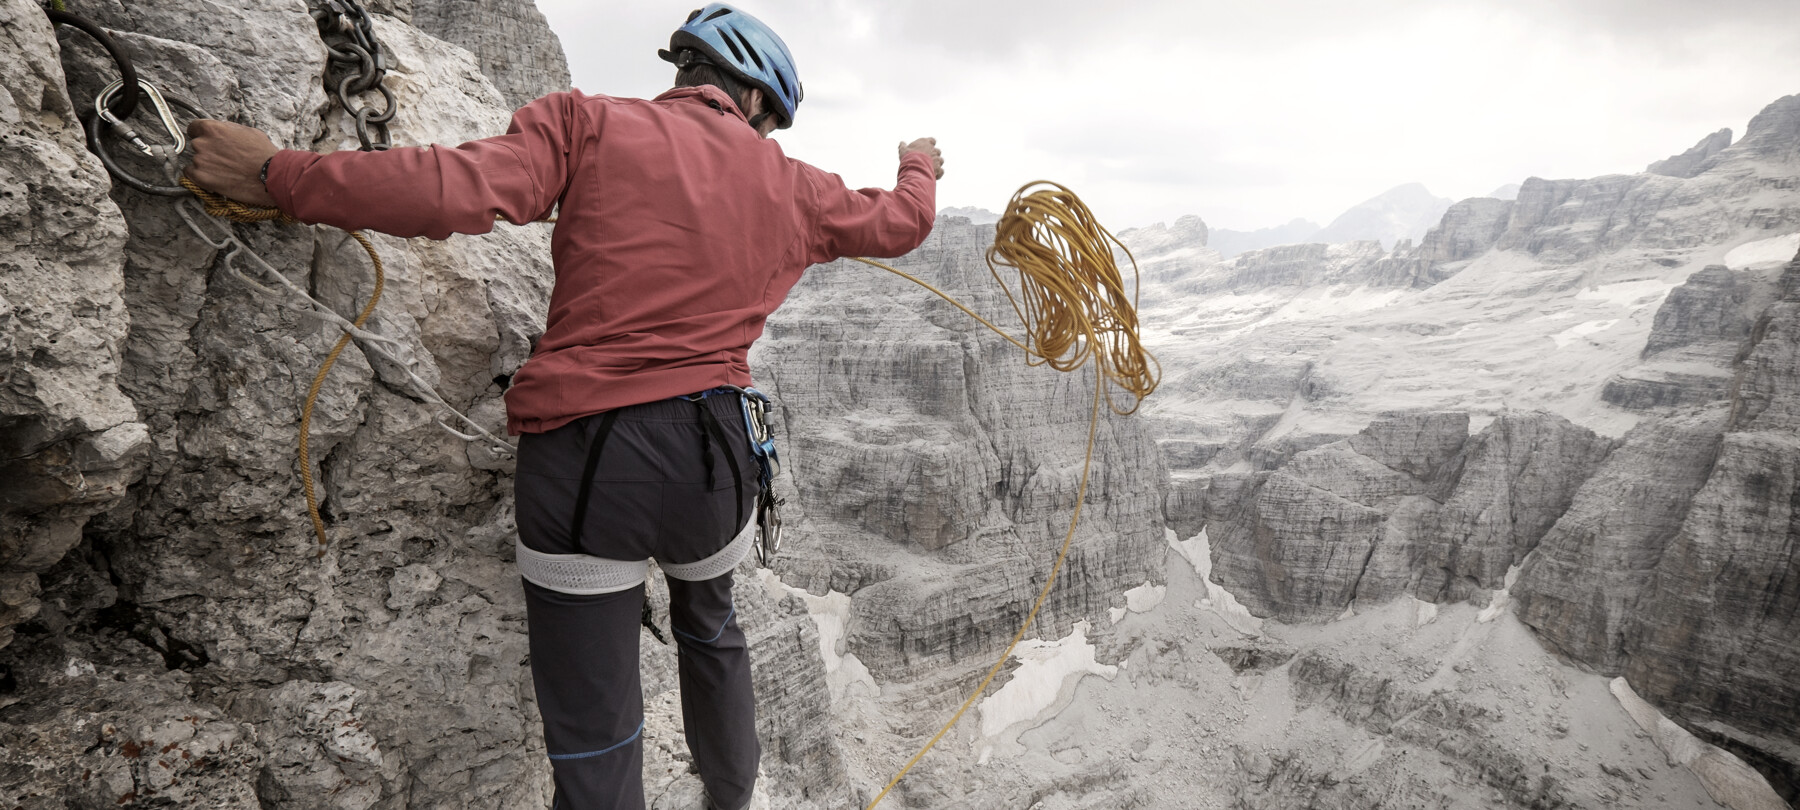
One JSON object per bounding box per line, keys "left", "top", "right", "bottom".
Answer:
{"left": 535, "top": 0, "right": 1800, "bottom": 232}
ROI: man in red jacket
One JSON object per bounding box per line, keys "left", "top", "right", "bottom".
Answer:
{"left": 185, "top": 4, "right": 942, "bottom": 808}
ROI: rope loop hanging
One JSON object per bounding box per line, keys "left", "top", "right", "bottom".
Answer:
{"left": 853, "top": 180, "right": 1158, "bottom": 808}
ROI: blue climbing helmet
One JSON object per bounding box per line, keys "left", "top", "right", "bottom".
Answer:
{"left": 658, "top": 3, "right": 803, "bottom": 129}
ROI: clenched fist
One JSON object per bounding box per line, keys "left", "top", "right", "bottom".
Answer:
{"left": 898, "top": 137, "right": 944, "bottom": 180}
{"left": 183, "top": 119, "right": 281, "bottom": 208}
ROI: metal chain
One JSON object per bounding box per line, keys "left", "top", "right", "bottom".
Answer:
{"left": 307, "top": 0, "right": 396, "bottom": 151}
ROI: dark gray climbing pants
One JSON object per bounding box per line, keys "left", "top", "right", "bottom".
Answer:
{"left": 516, "top": 394, "right": 761, "bottom": 810}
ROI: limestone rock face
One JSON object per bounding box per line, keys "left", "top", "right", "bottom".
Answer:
{"left": 1138, "top": 92, "right": 1800, "bottom": 556}
{"left": 1624, "top": 251, "right": 1800, "bottom": 780}
{"left": 0, "top": 0, "right": 137, "bottom": 653}
{"left": 1648, "top": 128, "right": 1734, "bottom": 178}
{"left": 751, "top": 216, "right": 1170, "bottom": 682}
{"left": 411, "top": 0, "right": 571, "bottom": 109}
{"left": 1602, "top": 263, "right": 1778, "bottom": 412}
{"left": 1513, "top": 408, "right": 1728, "bottom": 670}
{"left": 0, "top": 2, "right": 847, "bottom": 807}
{"left": 1197, "top": 411, "right": 1612, "bottom": 623}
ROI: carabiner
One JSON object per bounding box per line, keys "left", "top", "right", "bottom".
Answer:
{"left": 94, "top": 79, "right": 185, "bottom": 157}
{"left": 86, "top": 85, "right": 209, "bottom": 197}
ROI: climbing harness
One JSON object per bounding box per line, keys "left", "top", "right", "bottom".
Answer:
{"left": 308, "top": 0, "right": 396, "bottom": 151}
{"left": 515, "top": 387, "right": 771, "bottom": 642}
{"left": 44, "top": 9, "right": 1162, "bottom": 797}
{"left": 856, "top": 181, "right": 1157, "bottom": 809}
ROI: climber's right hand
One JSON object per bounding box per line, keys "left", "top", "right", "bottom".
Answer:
{"left": 899, "top": 137, "right": 945, "bottom": 180}
{"left": 183, "top": 119, "right": 281, "bottom": 208}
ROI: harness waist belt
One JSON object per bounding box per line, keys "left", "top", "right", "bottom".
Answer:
{"left": 517, "top": 521, "right": 755, "bottom": 594}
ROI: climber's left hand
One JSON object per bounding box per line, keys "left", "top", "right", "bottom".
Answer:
{"left": 183, "top": 119, "right": 280, "bottom": 208}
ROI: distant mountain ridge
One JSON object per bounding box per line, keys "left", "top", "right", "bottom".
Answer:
{"left": 1309, "top": 182, "right": 1454, "bottom": 248}
{"left": 937, "top": 205, "right": 1000, "bottom": 225}
{"left": 1207, "top": 218, "right": 1322, "bottom": 259}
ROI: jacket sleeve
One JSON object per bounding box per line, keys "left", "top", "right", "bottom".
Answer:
{"left": 265, "top": 93, "right": 578, "bottom": 239}
{"left": 804, "top": 151, "right": 937, "bottom": 263}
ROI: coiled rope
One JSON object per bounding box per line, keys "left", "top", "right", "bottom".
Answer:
{"left": 854, "top": 180, "right": 1158, "bottom": 808}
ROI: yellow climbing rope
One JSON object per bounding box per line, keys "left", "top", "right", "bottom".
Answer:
{"left": 180, "top": 177, "right": 384, "bottom": 554}
{"left": 855, "top": 180, "right": 1158, "bottom": 808}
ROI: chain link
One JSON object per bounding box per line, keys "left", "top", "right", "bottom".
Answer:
{"left": 307, "top": 0, "right": 396, "bottom": 151}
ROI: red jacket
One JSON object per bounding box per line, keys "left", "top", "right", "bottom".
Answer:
{"left": 266, "top": 85, "right": 937, "bottom": 434}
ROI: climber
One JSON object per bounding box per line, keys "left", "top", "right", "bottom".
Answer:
{"left": 180, "top": 4, "right": 944, "bottom": 809}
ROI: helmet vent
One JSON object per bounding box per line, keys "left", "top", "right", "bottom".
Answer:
{"left": 704, "top": 7, "right": 731, "bottom": 22}
{"left": 773, "top": 71, "right": 789, "bottom": 97}
{"left": 721, "top": 33, "right": 745, "bottom": 63}
{"left": 733, "top": 30, "right": 765, "bottom": 70}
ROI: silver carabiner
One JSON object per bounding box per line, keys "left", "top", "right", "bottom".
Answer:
{"left": 95, "top": 78, "right": 185, "bottom": 157}
{"left": 755, "top": 492, "right": 784, "bottom": 567}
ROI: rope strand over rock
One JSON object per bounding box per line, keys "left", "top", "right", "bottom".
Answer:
{"left": 853, "top": 181, "right": 1158, "bottom": 808}
{"left": 176, "top": 177, "right": 514, "bottom": 554}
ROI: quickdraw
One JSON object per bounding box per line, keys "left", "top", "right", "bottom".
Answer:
{"left": 735, "top": 388, "right": 785, "bottom": 566}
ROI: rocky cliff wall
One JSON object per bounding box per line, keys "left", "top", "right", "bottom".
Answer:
{"left": 1191, "top": 410, "right": 1614, "bottom": 623}
{"left": 1169, "top": 245, "right": 1800, "bottom": 798}
{"left": 0, "top": 0, "right": 136, "bottom": 653}
{"left": 0, "top": 3, "right": 849, "bottom": 808}
{"left": 750, "top": 216, "right": 1171, "bottom": 685}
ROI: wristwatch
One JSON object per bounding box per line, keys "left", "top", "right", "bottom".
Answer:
{"left": 259, "top": 157, "right": 273, "bottom": 188}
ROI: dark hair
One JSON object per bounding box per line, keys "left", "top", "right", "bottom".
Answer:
{"left": 673, "top": 57, "right": 772, "bottom": 128}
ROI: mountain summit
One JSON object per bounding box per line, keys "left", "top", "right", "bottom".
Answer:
{"left": 1310, "top": 182, "right": 1454, "bottom": 248}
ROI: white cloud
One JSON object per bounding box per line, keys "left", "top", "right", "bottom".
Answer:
{"left": 536, "top": 0, "right": 1800, "bottom": 231}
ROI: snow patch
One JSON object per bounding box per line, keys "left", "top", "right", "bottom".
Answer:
{"left": 1261, "top": 287, "right": 1406, "bottom": 325}
{"left": 1477, "top": 565, "right": 1522, "bottom": 623}
{"left": 755, "top": 570, "right": 878, "bottom": 701}
{"left": 1108, "top": 581, "right": 1167, "bottom": 624}
{"left": 1168, "top": 528, "right": 1264, "bottom": 636}
{"left": 1551, "top": 319, "right": 1620, "bottom": 349}
{"left": 1575, "top": 279, "right": 1676, "bottom": 309}
{"left": 1611, "top": 678, "right": 1789, "bottom": 810}
{"left": 1724, "top": 233, "right": 1800, "bottom": 269}
{"left": 976, "top": 620, "right": 1117, "bottom": 760}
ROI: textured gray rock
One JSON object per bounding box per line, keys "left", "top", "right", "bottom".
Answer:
{"left": 1623, "top": 250, "right": 1800, "bottom": 796}
{"left": 1602, "top": 263, "right": 1777, "bottom": 412}
{"left": 1251, "top": 651, "right": 1581, "bottom": 810}
{"left": 1513, "top": 408, "right": 1727, "bottom": 670}
{"left": 752, "top": 216, "right": 1170, "bottom": 682}
{"left": 1648, "top": 128, "right": 1734, "bottom": 179}
{"left": 1199, "top": 411, "right": 1612, "bottom": 622}
{"left": 0, "top": 0, "right": 137, "bottom": 653}
{"left": 1, "top": 2, "right": 849, "bottom": 807}
{"left": 1364, "top": 196, "right": 1514, "bottom": 287}
{"left": 411, "top": 0, "right": 571, "bottom": 108}
{"left": 1408, "top": 412, "right": 1614, "bottom": 600}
